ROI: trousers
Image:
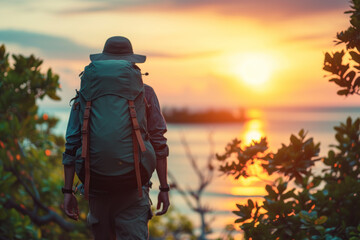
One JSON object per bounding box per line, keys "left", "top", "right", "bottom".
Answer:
{"left": 87, "top": 187, "right": 152, "bottom": 240}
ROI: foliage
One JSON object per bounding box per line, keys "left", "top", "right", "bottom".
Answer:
{"left": 324, "top": 0, "right": 360, "bottom": 96}
{"left": 217, "top": 1, "right": 360, "bottom": 239}
{"left": 0, "top": 44, "right": 91, "bottom": 239}
{"left": 149, "top": 206, "right": 196, "bottom": 240}
{"left": 217, "top": 122, "right": 360, "bottom": 239}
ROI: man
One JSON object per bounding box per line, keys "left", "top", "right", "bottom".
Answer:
{"left": 62, "top": 36, "right": 170, "bottom": 239}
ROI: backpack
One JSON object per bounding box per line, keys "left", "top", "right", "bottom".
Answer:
{"left": 77, "top": 59, "right": 156, "bottom": 199}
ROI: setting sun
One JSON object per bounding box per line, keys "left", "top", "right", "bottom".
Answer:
{"left": 231, "top": 53, "right": 276, "bottom": 87}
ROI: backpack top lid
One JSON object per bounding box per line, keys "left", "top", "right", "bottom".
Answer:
{"left": 80, "top": 59, "right": 144, "bottom": 101}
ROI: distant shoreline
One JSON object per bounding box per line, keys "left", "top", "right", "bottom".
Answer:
{"left": 164, "top": 118, "right": 249, "bottom": 124}
{"left": 162, "top": 108, "right": 248, "bottom": 124}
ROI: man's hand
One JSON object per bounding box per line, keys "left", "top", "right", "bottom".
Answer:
{"left": 156, "top": 191, "right": 170, "bottom": 216}
{"left": 64, "top": 193, "right": 79, "bottom": 220}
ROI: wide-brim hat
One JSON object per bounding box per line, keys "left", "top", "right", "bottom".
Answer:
{"left": 90, "top": 36, "right": 146, "bottom": 63}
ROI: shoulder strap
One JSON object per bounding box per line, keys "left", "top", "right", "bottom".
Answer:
{"left": 129, "top": 100, "right": 147, "bottom": 198}
{"left": 129, "top": 100, "right": 146, "bottom": 152}
{"left": 81, "top": 101, "right": 92, "bottom": 200}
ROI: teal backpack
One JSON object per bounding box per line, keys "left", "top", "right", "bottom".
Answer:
{"left": 77, "top": 59, "right": 156, "bottom": 199}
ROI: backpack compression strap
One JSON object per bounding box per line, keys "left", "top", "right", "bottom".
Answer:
{"left": 81, "top": 101, "right": 92, "bottom": 200}
{"left": 129, "top": 100, "right": 147, "bottom": 198}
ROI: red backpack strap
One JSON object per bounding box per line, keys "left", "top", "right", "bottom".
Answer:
{"left": 81, "top": 101, "right": 92, "bottom": 200}
{"left": 132, "top": 131, "right": 143, "bottom": 198}
{"left": 129, "top": 100, "right": 147, "bottom": 198}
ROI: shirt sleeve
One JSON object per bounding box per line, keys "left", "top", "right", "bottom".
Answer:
{"left": 144, "top": 84, "right": 169, "bottom": 160}
{"left": 62, "top": 98, "right": 82, "bottom": 166}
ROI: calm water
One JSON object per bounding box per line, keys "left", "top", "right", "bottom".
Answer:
{"left": 40, "top": 106, "right": 360, "bottom": 239}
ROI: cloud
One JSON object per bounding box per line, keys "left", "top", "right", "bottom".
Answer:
{"left": 0, "top": 29, "right": 215, "bottom": 62}
{"left": 277, "top": 31, "right": 339, "bottom": 49}
{"left": 0, "top": 29, "right": 96, "bottom": 60}
{"left": 60, "top": 0, "right": 349, "bottom": 20}
{"left": 144, "top": 50, "right": 220, "bottom": 59}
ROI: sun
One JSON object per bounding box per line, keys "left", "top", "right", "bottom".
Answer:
{"left": 231, "top": 52, "right": 276, "bottom": 87}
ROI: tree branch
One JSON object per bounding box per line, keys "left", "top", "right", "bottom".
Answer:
{"left": 171, "top": 133, "right": 216, "bottom": 239}
{"left": 168, "top": 171, "right": 196, "bottom": 211}
{"left": 6, "top": 165, "right": 48, "bottom": 212}
{"left": 3, "top": 162, "right": 76, "bottom": 231}
{"left": 3, "top": 198, "right": 75, "bottom": 231}
{"left": 180, "top": 135, "right": 205, "bottom": 183}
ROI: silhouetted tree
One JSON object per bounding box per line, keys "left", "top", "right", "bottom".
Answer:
{"left": 169, "top": 134, "right": 216, "bottom": 240}
{"left": 217, "top": 1, "right": 360, "bottom": 239}
{"left": 324, "top": 0, "right": 360, "bottom": 96}
{"left": 0, "top": 45, "right": 91, "bottom": 239}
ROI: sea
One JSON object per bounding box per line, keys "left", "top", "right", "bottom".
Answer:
{"left": 39, "top": 105, "right": 360, "bottom": 239}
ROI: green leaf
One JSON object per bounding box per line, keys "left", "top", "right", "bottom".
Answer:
{"left": 337, "top": 89, "right": 349, "bottom": 96}
{"left": 332, "top": 78, "right": 349, "bottom": 87}
{"left": 298, "top": 129, "right": 306, "bottom": 138}
{"left": 347, "top": 117, "right": 352, "bottom": 127}
{"left": 349, "top": 51, "right": 360, "bottom": 64}
{"left": 290, "top": 134, "right": 302, "bottom": 148}
{"left": 325, "top": 227, "right": 337, "bottom": 233}
{"left": 247, "top": 199, "right": 254, "bottom": 209}
{"left": 299, "top": 210, "right": 311, "bottom": 222}
{"left": 277, "top": 182, "right": 287, "bottom": 195}
{"left": 265, "top": 185, "right": 277, "bottom": 199}
{"left": 323, "top": 189, "right": 329, "bottom": 196}
{"left": 234, "top": 218, "right": 245, "bottom": 223}
{"left": 345, "top": 71, "right": 356, "bottom": 85}
{"left": 314, "top": 216, "right": 328, "bottom": 225}
{"left": 323, "top": 65, "right": 334, "bottom": 73}
{"left": 299, "top": 210, "right": 318, "bottom": 223}
{"left": 324, "top": 52, "right": 331, "bottom": 63}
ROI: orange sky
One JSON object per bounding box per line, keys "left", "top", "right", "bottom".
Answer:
{"left": 0, "top": 0, "right": 357, "bottom": 109}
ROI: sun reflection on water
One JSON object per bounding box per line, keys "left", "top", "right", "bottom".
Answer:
{"left": 243, "top": 118, "right": 264, "bottom": 145}
{"left": 228, "top": 115, "right": 271, "bottom": 197}
{"left": 230, "top": 186, "right": 267, "bottom": 196}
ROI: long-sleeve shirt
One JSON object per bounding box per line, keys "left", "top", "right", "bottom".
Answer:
{"left": 62, "top": 84, "right": 169, "bottom": 166}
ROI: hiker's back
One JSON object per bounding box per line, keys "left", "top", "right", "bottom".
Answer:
{"left": 78, "top": 60, "right": 156, "bottom": 183}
